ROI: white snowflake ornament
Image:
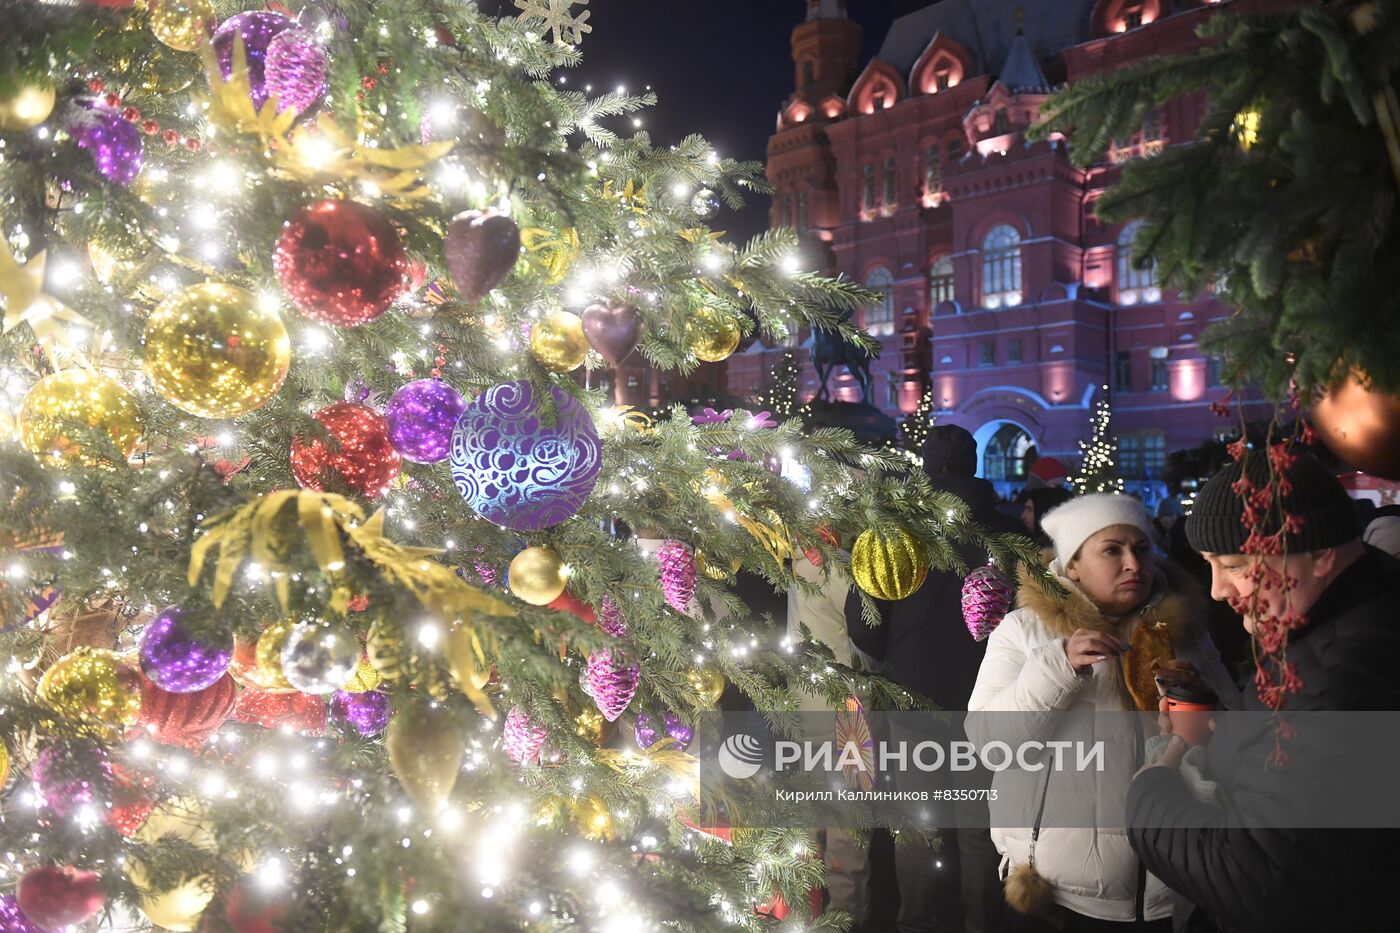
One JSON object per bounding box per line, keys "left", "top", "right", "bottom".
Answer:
{"left": 515, "top": 0, "right": 592, "bottom": 46}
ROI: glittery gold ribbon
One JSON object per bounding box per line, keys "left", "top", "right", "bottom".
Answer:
{"left": 198, "top": 39, "right": 453, "bottom": 204}
{"left": 699, "top": 469, "right": 792, "bottom": 567}
{"left": 190, "top": 491, "right": 512, "bottom": 717}
{"left": 521, "top": 226, "right": 580, "bottom": 284}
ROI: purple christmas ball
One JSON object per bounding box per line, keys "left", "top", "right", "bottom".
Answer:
{"left": 265, "top": 26, "right": 327, "bottom": 114}
{"left": 139, "top": 606, "right": 233, "bottom": 694}
{"left": 331, "top": 689, "right": 391, "bottom": 736}
{"left": 634, "top": 711, "right": 692, "bottom": 751}
{"left": 449, "top": 380, "right": 602, "bottom": 531}
{"left": 0, "top": 894, "right": 42, "bottom": 933}
{"left": 69, "top": 99, "right": 143, "bottom": 186}
{"left": 33, "top": 741, "right": 112, "bottom": 818}
{"left": 385, "top": 379, "right": 467, "bottom": 464}
{"left": 212, "top": 11, "right": 297, "bottom": 110}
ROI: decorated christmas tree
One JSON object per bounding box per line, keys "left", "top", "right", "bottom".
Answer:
{"left": 899, "top": 385, "right": 936, "bottom": 460}
{"left": 0, "top": 2, "right": 1036, "bottom": 930}
{"left": 1069, "top": 388, "right": 1124, "bottom": 494}
{"left": 756, "top": 350, "right": 799, "bottom": 422}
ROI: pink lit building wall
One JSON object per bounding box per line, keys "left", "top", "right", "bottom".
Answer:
{"left": 729, "top": 0, "right": 1284, "bottom": 492}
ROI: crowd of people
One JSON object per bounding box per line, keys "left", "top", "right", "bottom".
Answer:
{"left": 788, "top": 426, "right": 1400, "bottom": 933}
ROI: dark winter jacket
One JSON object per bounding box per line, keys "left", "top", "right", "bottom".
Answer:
{"left": 1127, "top": 548, "right": 1400, "bottom": 933}
{"left": 844, "top": 473, "right": 1025, "bottom": 709}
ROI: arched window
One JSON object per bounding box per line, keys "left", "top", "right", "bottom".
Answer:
{"left": 923, "top": 143, "right": 941, "bottom": 194}
{"left": 781, "top": 195, "right": 793, "bottom": 231}
{"left": 947, "top": 135, "right": 965, "bottom": 160}
{"left": 1117, "top": 221, "right": 1160, "bottom": 304}
{"left": 802, "top": 60, "right": 815, "bottom": 87}
{"left": 981, "top": 224, "right": 1022, "bottom": 308}
{"left": 861, "top": 164, "right": 876, "bottom": 216}
{"left": 993, "top": 108, "right": 1010, "bottom": 135}
{"left": 985, "top": 424, "right": 1034, "bottom": 482}
{"left": 864, "top": 266, "right": 895, "bottom": 334}
{"left": 928, "top": 255, "right": 954, "bottom": 310}
{"left": 934, "top": 61, "right": 955, "bottom": 91}
{"left": 796, "top": 192, "right": 809, "bottom": 234}
{"left": 882, "top": 157, "right": 898, "bottom": 208}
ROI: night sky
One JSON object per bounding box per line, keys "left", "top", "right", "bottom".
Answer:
{"left": 480, "top": 0, "right": 904, "bottom": 243}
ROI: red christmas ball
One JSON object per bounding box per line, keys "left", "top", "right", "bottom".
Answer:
{"left": 223, "top": 875, "right": 291, "bottom": 933}
{"left": 546, "top": 590, "right": 596, "bottom": 624}
{"left": 273, "top": 199, "right": 409, "bottom": 326}
{"left": 232, "top": 689, "right": 327, "bottom": 735}
{"left": 290, "top": 402, "right": 402, "bottom": 498}
{"left": 228, "top": 637, "right": 297, "bottom": 694}
{"left": 17, "top": 865, "right": 106, "bottom": 929}
{"left": 108, "top": 762, "right": 157, "bottom": 837}
{"left": 137, "top": 670, "right": 238, "bottom": 748}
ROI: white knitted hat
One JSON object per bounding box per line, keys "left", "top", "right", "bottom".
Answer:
{"left": 1041, "top": 493, "right": 1153, "bottom": 568}
{"left": 1364, "top": 516, "right": 1400, "bottom": 561}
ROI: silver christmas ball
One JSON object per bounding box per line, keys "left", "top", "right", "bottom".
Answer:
{"left": 280, "top": 620, "right": 359, "bottom": 694}
{"left": 691, "top": 189, "right": 719, "bottom": 219}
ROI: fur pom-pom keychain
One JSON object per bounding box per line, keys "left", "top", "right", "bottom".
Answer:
{"left": 1005, "top": 860, "right": 1054, "bottom": 915}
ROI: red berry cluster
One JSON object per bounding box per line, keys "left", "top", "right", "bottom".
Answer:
{"left": 1228, "top": 427, "right": 1311, "bottom": 765}
{"left": 87, "top": 78, "right": 206, "bottom": 152}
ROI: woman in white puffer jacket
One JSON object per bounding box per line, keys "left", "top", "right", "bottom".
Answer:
{"left": 966, "top": 494, "right": 1235, "bottom": 931}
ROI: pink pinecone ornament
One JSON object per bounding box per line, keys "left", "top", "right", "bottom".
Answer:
{"left": 658, "top": 540, "right": 696, "bottom": 613}
{"left": 502, "top": 707, "right": 548, "bottom": 764}
{"left": 583, "top": 649, "right": 640, "bottom": 721}
{"left": 961, "top": 564, "right": 1013, "bottom": 641}
{"left": 599, "top": 595, "right": 626, "bottom": 638}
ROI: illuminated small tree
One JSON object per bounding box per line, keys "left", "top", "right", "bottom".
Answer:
{"left": 1071, "top": 387, "right": 1124, "bottom": 493}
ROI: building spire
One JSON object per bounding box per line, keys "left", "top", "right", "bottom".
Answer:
{"left": 806, "top": 0, "right": 848, "bottom": 21}
{"left": 998, "top": 25, "right": 1051, "bottom": 94}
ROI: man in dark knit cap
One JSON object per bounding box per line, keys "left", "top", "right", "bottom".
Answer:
{"left": 846, "top": 424, "right": 1025, "bottom": 933}
{"left": 1127, "top": 451, "right": 1400, "bottom": 933}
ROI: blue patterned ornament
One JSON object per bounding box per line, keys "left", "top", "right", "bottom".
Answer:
{"left": 450, "top": 380, "right": 601, "bottom": 531}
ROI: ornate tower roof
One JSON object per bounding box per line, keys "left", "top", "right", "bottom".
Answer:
{"left": 997, "top": 27, "right": 1052, "bottom": 93}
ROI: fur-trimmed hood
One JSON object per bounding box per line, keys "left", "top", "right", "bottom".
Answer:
{"left": 1014, "top": 559, "right": 1210, "bottom": 711}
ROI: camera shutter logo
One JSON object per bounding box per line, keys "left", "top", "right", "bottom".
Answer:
{"left": 717, "top": 733, "right": 764, "bottom": 779}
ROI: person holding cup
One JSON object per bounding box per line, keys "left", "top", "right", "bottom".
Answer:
{"left": 967, "top": 494, "right": 1235, "bottom": 931}
{"left": 1127, "top": 452, "right": 1400, "bottom": 933}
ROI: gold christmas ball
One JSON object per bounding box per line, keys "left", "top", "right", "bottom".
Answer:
{"left": 0, "top": 82, "right": 55, "bottom": 130}
{"left": 574, "top": 707, "right": 605, "bottom": 745}
{"left": 88, "top": 239, "right": 143, "bottom": 285}
{"left": 148, "top": 0, "right": 214, "bottom": 52}
{"left": 686, "top": 666, "right": 726, "bottom": 706}
{"left": 340, "top": 654, "right": 382, "bottom": 693}
{"left": 570, "top": 794, "right": 617, "bottom": 842}
{"left": 0, "top": 742, "right": 8, "bottom": 788}
{"left": 253, "top": 620, "right": 297, "bottom": 692}
{"left": 508, "top": 546, "right": 568, "bottom": 606}
{"left": 1311, "top": 368, "right": 1400, "bottom": 480}
{"left": 18, "top": 370, "right": 144, "bottom": 467}
{"left": 387, "top": 698, "right": 465, "bottom": 812}
{"left": 144, "top": 282, "right": 291, "bottom": 419}
{"left": 37, "top": 647, "right": 143, "bottom": 731}
{"left": 686, "top": 307, "right": 741, "bottom": 363}
{"left": 366, "top": 617, "right": 407, "bottom": 682}
{"left": 127, "top": 797, "right": 216, "bottom": 932}
{"left": 529, "top": 310, "right": 589, "bottom": 373}
{"left": 851, "top": 526, "right": 929, "bottom": 601}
